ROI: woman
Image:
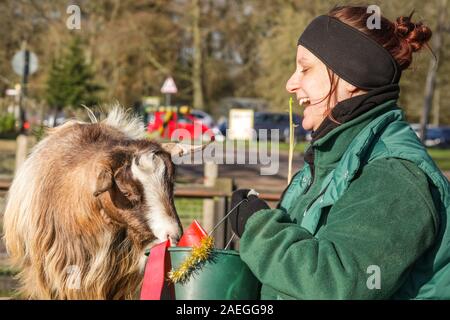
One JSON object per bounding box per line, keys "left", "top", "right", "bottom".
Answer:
{"left": 228, "top": 6, "right": 450, "bottom": 299}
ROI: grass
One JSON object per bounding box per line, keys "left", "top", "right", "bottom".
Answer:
{"left": 0, "top": 274, "right": 19, "bottom": 299}
{"left": 0, "top": 267, "right": 17, "bottom": 277}
{"left": 174, "top": 198, "right": 203, "bottom": 230}
{"left": 0, "top": 290, "right": 15, "bottom": 298}
{"left": 277, "top": 141, "right": 309, "bottom": 153}
{"left": 428, "top": 148, "right": 450, "bottom": 171}
{"left": 0, "top": 152, "right": 15, "bottom": 176}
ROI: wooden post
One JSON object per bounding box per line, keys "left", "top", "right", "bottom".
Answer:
{"left": 212, "top": 178, "right": 233, "bottom": 249}
{"left": 204, "top": 161, "right": 218, "bottom": 187}
{"left": 213, "top": 196, "right": 227, "bottom": 249}
{"left": 202, "top": 161, "right": 218, "bottom": 235}
{"left": 15, "top": 134, "right": 28, "bottom": 173}
{"left": 15, "top": 135, "right": 35, "bottom": 174}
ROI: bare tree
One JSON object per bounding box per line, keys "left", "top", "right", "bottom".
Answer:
{"left": 420, "top": 0, "right": 448, "bottom": 142}
{"left": 192, "top": 0, "right": 205, "bottom": 109}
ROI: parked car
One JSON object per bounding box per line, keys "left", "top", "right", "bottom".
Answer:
{"left": 43, "top": 110, "right": 66, "bottom": 127}
{"left": 253, "top": 112, "right": 307, "bottom": 142}
{"left": 217, "top": 113, "right": 308, "bottom": 142}
{"left": 190, "top": 109, "right": 216, "bottom": 128}
{"left": 147, "top": 109, "right": 218, "bottom": 142}
{"left": 410, "top": 123, "right": 450, "bottom": 148}
{"left": 147, "top": 111, "right": 211, "bottom": 141}
{"left": 189, "top": 109, "right": 225, "bottom": 142}
{"left": 424, "top": 127, "right": 450, "bottom": 147}
{"left": 217, "top": 118, "right": 228, "bottom": 137}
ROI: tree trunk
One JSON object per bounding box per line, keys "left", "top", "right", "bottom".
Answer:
{"left": 420, "top": 0, "right": 447, "bottom": 142}
{"left": 433, "top": 88, "right": 441, "bottom": 126}
{"left": 192, "top": 0, "right": 205, "bottom": 110}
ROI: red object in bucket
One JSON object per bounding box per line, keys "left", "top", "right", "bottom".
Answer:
{"left": 140, "top": 219, "right": 208, "bottom": 300}
{"left": 140, "top": 240, "right": 172, "bottom": 300}
{"left": 177, "top": 219, "right": 208, "bottom": 247}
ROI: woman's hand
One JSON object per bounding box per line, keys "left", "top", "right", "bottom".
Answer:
{"left": 228, "top": 189, "right": 270, "bottom": 237}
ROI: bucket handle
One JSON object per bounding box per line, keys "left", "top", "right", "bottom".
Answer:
{"left": 207, "top": 189, "right": 259, "bottom": 250}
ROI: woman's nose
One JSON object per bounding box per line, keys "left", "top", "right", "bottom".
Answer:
{"left": 286, "top": 73, "right": 300, "bottom": 93}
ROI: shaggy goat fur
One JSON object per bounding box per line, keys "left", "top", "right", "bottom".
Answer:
{"left": 3, "top": 107, "right": 182, "bottom": 299}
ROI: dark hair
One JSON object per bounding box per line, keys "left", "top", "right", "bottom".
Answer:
{"left": 329, "top": 6, "right": 432, "bottom": 70}
{"left": 317, "top": 5, "right": 433, "bottom": 124}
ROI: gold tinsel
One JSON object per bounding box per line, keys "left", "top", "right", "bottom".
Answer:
{"left": 168, "top": 236, "right": 215, "bottom": 283}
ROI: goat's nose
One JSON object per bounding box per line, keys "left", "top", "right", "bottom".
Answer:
{"left": 168, "top": 233, "right": 180, "bottom": 247}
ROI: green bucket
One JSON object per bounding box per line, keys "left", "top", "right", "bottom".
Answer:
{"left": 168, "top": 247, "right": 261, "bottom": 300}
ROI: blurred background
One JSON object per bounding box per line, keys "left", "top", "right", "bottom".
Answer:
{"left": 0, "top": 0, "right": 449, "bottom": 298}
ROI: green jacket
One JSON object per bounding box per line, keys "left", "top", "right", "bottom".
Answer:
{"left": 239, "top": 100, "right": 450, "bottom": 299}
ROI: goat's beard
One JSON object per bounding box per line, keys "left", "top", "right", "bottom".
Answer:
{"left": 8, "top": 221, "right": 147, "bottom": 299}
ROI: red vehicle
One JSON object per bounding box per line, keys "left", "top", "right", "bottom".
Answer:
{"left": 147, "top": 109, "right": 214, "bottom": 141}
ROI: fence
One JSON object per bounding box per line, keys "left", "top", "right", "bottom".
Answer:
{"left": 0, "top": 177, "right": 280, "bottom": 250}
{"left": 0, "top": 136, "right": 281, "bottom": 249}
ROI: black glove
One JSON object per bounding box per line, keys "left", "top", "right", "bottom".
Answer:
{"left": 228, "top": 189, "right": 270, "bottom": 237}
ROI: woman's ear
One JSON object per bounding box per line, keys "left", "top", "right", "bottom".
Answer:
{"left": 344, "top": 82, "right": 367, "bottom": 98}
{"left": 344, "top": 82, "right": 358, "bottom": 94}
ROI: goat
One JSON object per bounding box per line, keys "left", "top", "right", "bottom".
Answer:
{"left": 3, "top": 107, "right": 203, "bottom": 299}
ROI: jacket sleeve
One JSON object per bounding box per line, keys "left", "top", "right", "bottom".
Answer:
{"left": 239, "top": 158, "right": 439, "bottom": 299}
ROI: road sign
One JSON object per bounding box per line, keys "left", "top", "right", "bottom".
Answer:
{"left": 161, "top": 76, "right": 178, "bottom": 94}
{"left": 12, "top": 50, "right": 39, "bottom": 76}
{"left": 228, "top": 108, "right": 254, "bottom": 140}
{"left": 5, "top": 88, "right": 18, "bottom": 96}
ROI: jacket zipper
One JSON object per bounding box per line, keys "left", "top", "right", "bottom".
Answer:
{"left": 303, "top": 180, "right": 331, "bottom": 217}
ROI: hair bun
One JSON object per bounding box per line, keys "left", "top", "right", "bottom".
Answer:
{"left": 394, "top": 12, "right": 432, "bottom": 52}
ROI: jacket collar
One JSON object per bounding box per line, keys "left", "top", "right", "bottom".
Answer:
{"left": 311, "top": 99, "right": 399, "bottom": 168}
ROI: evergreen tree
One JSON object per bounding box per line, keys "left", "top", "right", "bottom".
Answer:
{"left": 46, "top": 36, "right": 101, "bottom": 110}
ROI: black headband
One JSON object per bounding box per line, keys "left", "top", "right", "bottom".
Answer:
{"left": 298, "top": 15, "right": 401, "bottom": 90}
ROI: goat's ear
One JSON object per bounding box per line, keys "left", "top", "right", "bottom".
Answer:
{"left": 93, "top": 168, "right": 113, "bottom": 197}
{"left": 113, "top": 165, "right": 141, "bottom": 204}
{"left": 161, "top": 141, "right": 212, "bottom": 157}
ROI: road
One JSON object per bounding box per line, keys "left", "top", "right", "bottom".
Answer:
{"left": 176, "top": 145, "right": 305, "bottom": 195}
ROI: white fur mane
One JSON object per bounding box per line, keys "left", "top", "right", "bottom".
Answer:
{"left": 102, "top": 105, "right": 147, "bottom": 140}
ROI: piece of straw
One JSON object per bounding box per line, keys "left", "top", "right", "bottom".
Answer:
{"left": 288, "top": 97, "right": 294, "bottom": 184}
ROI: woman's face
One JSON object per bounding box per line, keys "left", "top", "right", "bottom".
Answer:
{"left": 286, "top": 45, "right": 362, "bottom": 131}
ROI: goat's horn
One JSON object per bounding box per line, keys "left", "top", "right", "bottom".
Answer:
{"left": 162, "top": 139, "right": 213, "bottom": 158}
